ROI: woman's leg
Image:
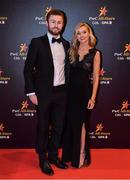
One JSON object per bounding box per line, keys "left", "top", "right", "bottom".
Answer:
{"left": 79, "top": 123, "right": 86, "bottom": 168}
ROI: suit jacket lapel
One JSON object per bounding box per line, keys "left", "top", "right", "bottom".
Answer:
{"left": 41, "top": 34, "right": 54, "bottom": 64}
{"left": 61, "top": 38, "right": 68, "bottom": 56}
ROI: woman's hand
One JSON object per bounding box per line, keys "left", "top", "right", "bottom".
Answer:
{"left": 87, "top": 99, "right": 95, "bottom": 109}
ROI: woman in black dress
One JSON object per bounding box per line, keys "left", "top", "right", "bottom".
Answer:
{"left": 62, "top": 22, "right": 101, "bottom": 168}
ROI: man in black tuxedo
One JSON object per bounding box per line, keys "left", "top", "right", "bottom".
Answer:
{"left": 24, "top": 9, "right": 70, "bottom": 175}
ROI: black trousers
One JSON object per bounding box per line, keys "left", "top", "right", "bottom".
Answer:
{"left": 35, "top": 85, "right": 67, "bottom": 160}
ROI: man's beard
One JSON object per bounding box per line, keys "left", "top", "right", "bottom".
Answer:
{"left": 48, "top": 27, "right": 62, "bottom": 36}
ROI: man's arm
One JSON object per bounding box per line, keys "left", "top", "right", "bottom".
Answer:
{"left": 23, "top": 38, "right": 38, "bottom": 94}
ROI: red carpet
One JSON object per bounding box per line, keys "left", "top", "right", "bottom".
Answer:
{"left": 0, "top": 149, "right": 130, "bottom": 179}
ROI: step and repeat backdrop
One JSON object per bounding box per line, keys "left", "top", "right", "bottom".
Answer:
{"left": 0, "top": 0, "right": 130, "bottom": 148}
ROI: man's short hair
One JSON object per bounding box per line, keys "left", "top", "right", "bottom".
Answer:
{"left": 46, "top": 9, "right": 67, "bottom": 25}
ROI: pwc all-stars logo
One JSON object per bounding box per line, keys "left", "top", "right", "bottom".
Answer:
{"left": 0, "top": 122, "right": 12, "bottom": 139}
{"left": 99, "top": 67, "right": 112, "bottom": 85}
{"left": 88, "top": 6, "right": 115, "bottom": 25}
{"left": 112, "top": 100, "right": 130, "bottom": 117}
{"left": 10, "top": 43, "right": 28, "bottom": 61}
{"left": 0, "top": 68, "right": 11, "bottom": 84}
{"left": 35, "top": 6, "right": 52, "bottom": 25}
{"left": 114, "top": 43, "right": 130, "bottom": 60}
{"left": 89, "top": 122, "right": 111, "bottom": 139}
{"left": 12, "top": 99, "right": 36, "bottom": 117}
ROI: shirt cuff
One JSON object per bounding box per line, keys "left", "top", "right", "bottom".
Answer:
{"left": 26, "top": 92, "right": 35, "bottom": 96}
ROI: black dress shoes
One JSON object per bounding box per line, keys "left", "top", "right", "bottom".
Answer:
{"left": 48, "top": 158, "right": 68, "bottom": 169}
{"left": 39, "top": 159, "right": 54, "bottom": 176}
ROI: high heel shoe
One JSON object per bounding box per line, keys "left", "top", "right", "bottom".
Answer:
{"left": 84, "top": 157, "right": 91, "bottom": 166}
{"left": 79, "top": 152, "right": 85, "bottom": 168}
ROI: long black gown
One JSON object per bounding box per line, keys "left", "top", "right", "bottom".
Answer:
{"left": 62, "top": 48, "right": 98, "bottom": 168}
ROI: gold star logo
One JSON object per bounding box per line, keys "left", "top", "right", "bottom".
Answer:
{"left": 95, "top": 123, "right": 104, "bottom": 132}
{"left": 99, "top": 7, "right": 107, "bottom": 17}
{"left": 121, "top": 100, "right": 129, "bottom": 110}
{"left": 0, "top": 123, "right": 5, "bottom": 132}
{"left": 45, "top": 7, "right": 52, "bottom": 20}
{"left": 21, "top": 100, "right": 29, "bottom": 110}
{"left": 124, "top": 44, "right": 130, "bottom": 53}
{"left": 20, "top": 43, "right": 28, "bottom": 53}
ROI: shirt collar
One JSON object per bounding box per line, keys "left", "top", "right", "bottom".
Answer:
{"left": 47, "top": 32, "right": 60, "bottom": 44}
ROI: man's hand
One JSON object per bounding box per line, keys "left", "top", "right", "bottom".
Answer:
{"left": 29, "top": 94, "right": 38, "bottom": 105}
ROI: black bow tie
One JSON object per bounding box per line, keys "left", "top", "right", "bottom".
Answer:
{"left": 52, "top": 37, "right": 61, "bottom": 43}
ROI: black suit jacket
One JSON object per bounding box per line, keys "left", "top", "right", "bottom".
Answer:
{"left": 24, "top": 34, "right": 70, "bottom": 99}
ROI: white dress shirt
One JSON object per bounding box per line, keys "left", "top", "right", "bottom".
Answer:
{"left": 47, "top": 32, "right": 65, "bottom": 86}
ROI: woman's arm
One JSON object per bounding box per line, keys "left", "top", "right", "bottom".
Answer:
{"left": 87, "top": 51, "right": 101, "bottom": 109}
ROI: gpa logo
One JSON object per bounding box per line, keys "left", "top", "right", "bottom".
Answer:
{"left": 89, "top": 122, "right": 111, "bottom": 139}
{"left": 112, "top": 100, "right": 130, "bottom": 117}
{"left": 0, "top": 68, "right": 11, "bottom": 84}
{"left": 35, "top": 6, "right": 52, "bottom": 25}
{"left": 10, "top": 43, "right": 28, "bottom": 61}
{"left": 0, "top": 122, "right": 12, "bottom": 139}
{"left": 114, "top": 43, "right": 130, "bottom": 60}
{"left": 99, "top": 67, "right": 112, "bottom": 85}
{"left": 12, "top": 99, "right": 36, "bottom": 117}
{"left": 88, "top": 6, "right": 115, "bottom": 25}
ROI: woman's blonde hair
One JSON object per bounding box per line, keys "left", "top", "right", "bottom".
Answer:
{"left": 69, "top": 22, "right": 97, "bottom": 63}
